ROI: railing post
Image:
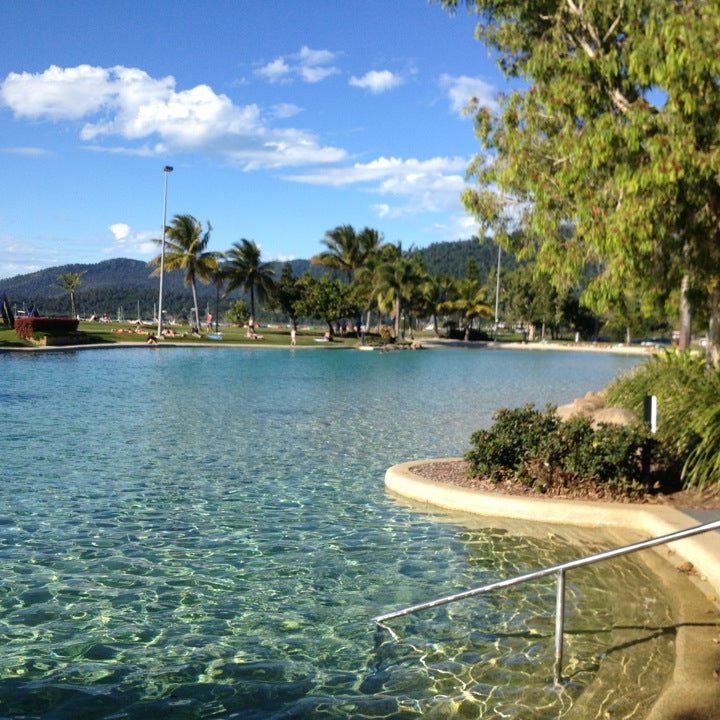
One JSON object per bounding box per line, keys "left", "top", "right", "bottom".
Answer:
{"left": 554, "top": 569, "right": 566, "bottom": 684}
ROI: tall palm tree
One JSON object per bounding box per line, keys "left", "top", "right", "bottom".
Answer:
{"left": 358, "top": 227, "right": 384, "bottom": 262}
{"left": 223, "top": 239, "right": 276, "bottom": 320}
{"left": 440, "top": 278, "right": 493, "bottom": 341}
{"left": 56, "top": 272, "right": 84, "bottom": 318}
{"left": 421, "top": 273, "right": 456, "bottom": 336}
{"left": 150, "top": 214, "right": 219, "bottom": 331}
{"left": 311, "top": 225, "right": 364, "bottom": 282}
{"left": 373, "top": 245, "right": 425, "bottom": 338}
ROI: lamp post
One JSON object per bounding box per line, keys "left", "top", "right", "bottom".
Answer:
{"left": 157, "top": 165, "right": 173, "bottom": 337}
{"left": 493, "top": 244, "right": 502, "bottom": 342}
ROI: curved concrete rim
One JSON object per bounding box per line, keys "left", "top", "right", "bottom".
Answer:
{"left": 385, "top": 458, "right": 720, "bottom": 720}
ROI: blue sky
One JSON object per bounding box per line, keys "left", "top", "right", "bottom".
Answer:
{"left": 0, "top": 0, "right": 505, "bottom": 279}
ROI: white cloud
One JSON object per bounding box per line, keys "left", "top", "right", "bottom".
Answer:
{"left": 428, "top": 213, "right": 480, "bottom": 241}
{"left": 285, "top": 155, "right": 469, "bottom": 217}
{"left": 0, "top": 146, "right": 51, "bottom": 156}
{"left": 439, "top": 73, "right": 497, "bottom": 115}
{"left": 349, "top": 70, "right": 403, "bottom": 94}
{"left": 269, "top": 103, "right": 302, "bottom": 119}
{"left": 255, "top": 46, "right": 339, "bottom": 85}
{"left": 0, "top": 234, "right": 62, "bottom": 279}
{"left": 107, "top": 223, "right": 157, "bottom": 256}
{"left": 256, "top": 58, "right": 291, "bottom": 83}
{"left": 0, "top": 64, "right": 346, "bottom": 169}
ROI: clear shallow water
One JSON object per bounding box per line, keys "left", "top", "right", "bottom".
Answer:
{"left": 0, "top": 347, "right": 673, "bottom": 719}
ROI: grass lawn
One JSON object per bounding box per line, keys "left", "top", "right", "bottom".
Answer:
{"left": 0, "top": 321, "right": 360, "bottom": 349}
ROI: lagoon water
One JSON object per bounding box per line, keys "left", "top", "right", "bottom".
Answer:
{"left": 0, "top": 347, "right": 673, "bottom": 718}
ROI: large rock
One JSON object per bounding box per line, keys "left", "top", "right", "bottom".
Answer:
{"left": 556, "top": 391, "right": 606, "bottom": 421}
{"left": 556, "top": 391, "right": 637, "bottom": 428}
{"left": 590, "top": 407, "right": 639, "bottom": 428}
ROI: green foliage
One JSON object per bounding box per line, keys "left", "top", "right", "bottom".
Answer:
{"left": 225, "top": 299, "right": 250, "bottom": 326}
{"left": 412, "top": 238, "right": 512, "bottom": 281}
{"left": 272, "top": 263, "right": 303, "bottom": 329}
{"left": 465, "top": 404, "right": 663, "bottom": 498}
{"left": 294, "top": 274, "right": 359, "bottom": 332}
{"left": 606, "top": 351, "right": 720, "bottom": 491}
{"left": 56, "top": 271, "right": 84, "bottom": 318}
{"left": 444, "top": 0, "right": 720, "bottom": 365}
{"left": 223, "top": 239, "right": 276, "bottom": 319}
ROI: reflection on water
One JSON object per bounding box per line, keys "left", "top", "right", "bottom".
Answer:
{"left": 0, "top": 347, "right": 674, "bottom": 718}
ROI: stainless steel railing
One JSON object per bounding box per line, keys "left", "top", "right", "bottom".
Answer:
{"left": 373, "top": 518, "right": 720, "bottom": 683}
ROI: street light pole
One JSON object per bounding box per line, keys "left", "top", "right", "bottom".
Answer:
{"left": 493, "top": 244, "right": 502, "bottom": 342}
{"left": 157, "top": 165, "right": 173, "bottom": 337}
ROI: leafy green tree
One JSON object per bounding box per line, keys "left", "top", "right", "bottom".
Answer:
{"left": 56, "top": 271, "right": 84, "bottom": 318}
{"left": 223, "top": 239, "right": 276, "bottom": 321}
{"left": 443, "top": 0, "right": 720, "bottom": 365}
{"left": 273, "top": 262, "right": 303, "bottom": 330}
{"left": 294, "top": 273, "right": 359, "bottom": 333}
{"left": 225, "top": 299, "right": 249, "bottom": 326}
{"left": 150, "top": 214, "right": 218, "bottom": 331}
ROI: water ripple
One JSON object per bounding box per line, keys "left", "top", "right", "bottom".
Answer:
{"left": 0, "top": 347, "right": 671, "bottom": 718}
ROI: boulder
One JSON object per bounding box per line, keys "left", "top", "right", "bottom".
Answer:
{"left": 582, "top": 391, "right": 606, "bottom": 410}
{"left": 556, "top": 402, "right": 582, "bottom": 421}
{"left": 590, "top": 407, "right": 639, "bottom": 428}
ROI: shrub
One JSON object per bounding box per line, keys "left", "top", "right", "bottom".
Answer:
{"left": 606, "top": 351, "right": 720, "bottom": 492}
{"left": 379, "top": 325, "right": 394, "bottom": 343}
{"left": 465, "top": 405, "right": 664, "bottom": 499}
{"left": 14, "top": 316, "right": 79, "bottom": 340}
{"left": 466, "top": 404, "right": 559, "bottom": 480}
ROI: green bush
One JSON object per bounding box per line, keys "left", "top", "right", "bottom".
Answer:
{"left": 606, "top": 351, "right": 720, "bottom": 492}
{"left": 465, "top": 405, "right": 664, "bottom": 499}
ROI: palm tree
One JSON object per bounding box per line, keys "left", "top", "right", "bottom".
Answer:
{"left": 223, "top": 239, "right": 276, "bottom": 321}
{"left": 311, "top": 225, "right": 364, "bottom": 282}
{"left": 440, "top": 278, "right": 493, "bottom": 341}
{"left": 373, "top": 245, "right": 426, "bottom": 338}
{"left": 150, "top": 214, "right": 219, "bottom": 331}
{"left": 56, "top": 272, "right": 84, "bottom": 318}
{"left": 421, "top": 274, "right": 456, "bottom": 336}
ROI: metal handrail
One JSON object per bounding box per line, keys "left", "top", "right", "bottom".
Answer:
{"left": 373, "top": 518, "right": 720, "bottom": 683}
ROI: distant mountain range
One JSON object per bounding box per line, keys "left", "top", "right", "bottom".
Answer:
{"left": 0, "top": 238, "right": 508, "bottom": 319}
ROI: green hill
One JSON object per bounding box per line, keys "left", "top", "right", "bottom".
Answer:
{"left": 0, "top": 238, "right": 510, "bottom": 319}
{"left": 414, "top": 237, "right": 513, "bottom": 279}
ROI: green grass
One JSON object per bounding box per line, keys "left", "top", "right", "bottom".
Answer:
{"left": 0, "top": 321, "right": 360, "bottom": 349}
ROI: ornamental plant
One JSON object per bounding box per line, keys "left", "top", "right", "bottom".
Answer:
{"left": 14, "top": 316, "right": 79, "bottom": 340}
{"left": 465, "top": 404, "right": 665, "bottom": 499}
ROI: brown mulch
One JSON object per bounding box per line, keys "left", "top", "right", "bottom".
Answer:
{"left": 409, "top": 459, "right": 720, "bottom": 509}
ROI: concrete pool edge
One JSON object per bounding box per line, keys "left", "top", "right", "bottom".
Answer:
{"left": 385, "top": 458, "right": 720, "bottom": 720}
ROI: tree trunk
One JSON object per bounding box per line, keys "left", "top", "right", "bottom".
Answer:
{"left": 433, "top": 314, "right": 439, "bottom": 336}
{"left": 541, "top": 321, "right": 546, "bottom": 341}
{"left": 191, "top": 278, "right": 200, "bottom": 331}
{"left": 394, "top": 297, "right": 401, "bottom": 338}
{"left": 708, "top": 284, "right": 720, "bottom": 369}
{"left": 678, "top": 274, "right": 692, "bottom": 350}
{"left": 625, "top": 325, "right": 631, "bottom": 346}
{"left": 250, "top": 286, "right": 256, "bottom": 322}
{"left": 70, "top": 292, "right": 76, "bottom": 319}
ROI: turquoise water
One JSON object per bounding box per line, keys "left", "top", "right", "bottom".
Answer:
{"left": 0, "top": 347, "right": 671, "bottom": 719}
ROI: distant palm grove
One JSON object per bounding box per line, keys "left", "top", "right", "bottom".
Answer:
{"left": 0, "top": 214, "right": 685, "bottom": 344}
